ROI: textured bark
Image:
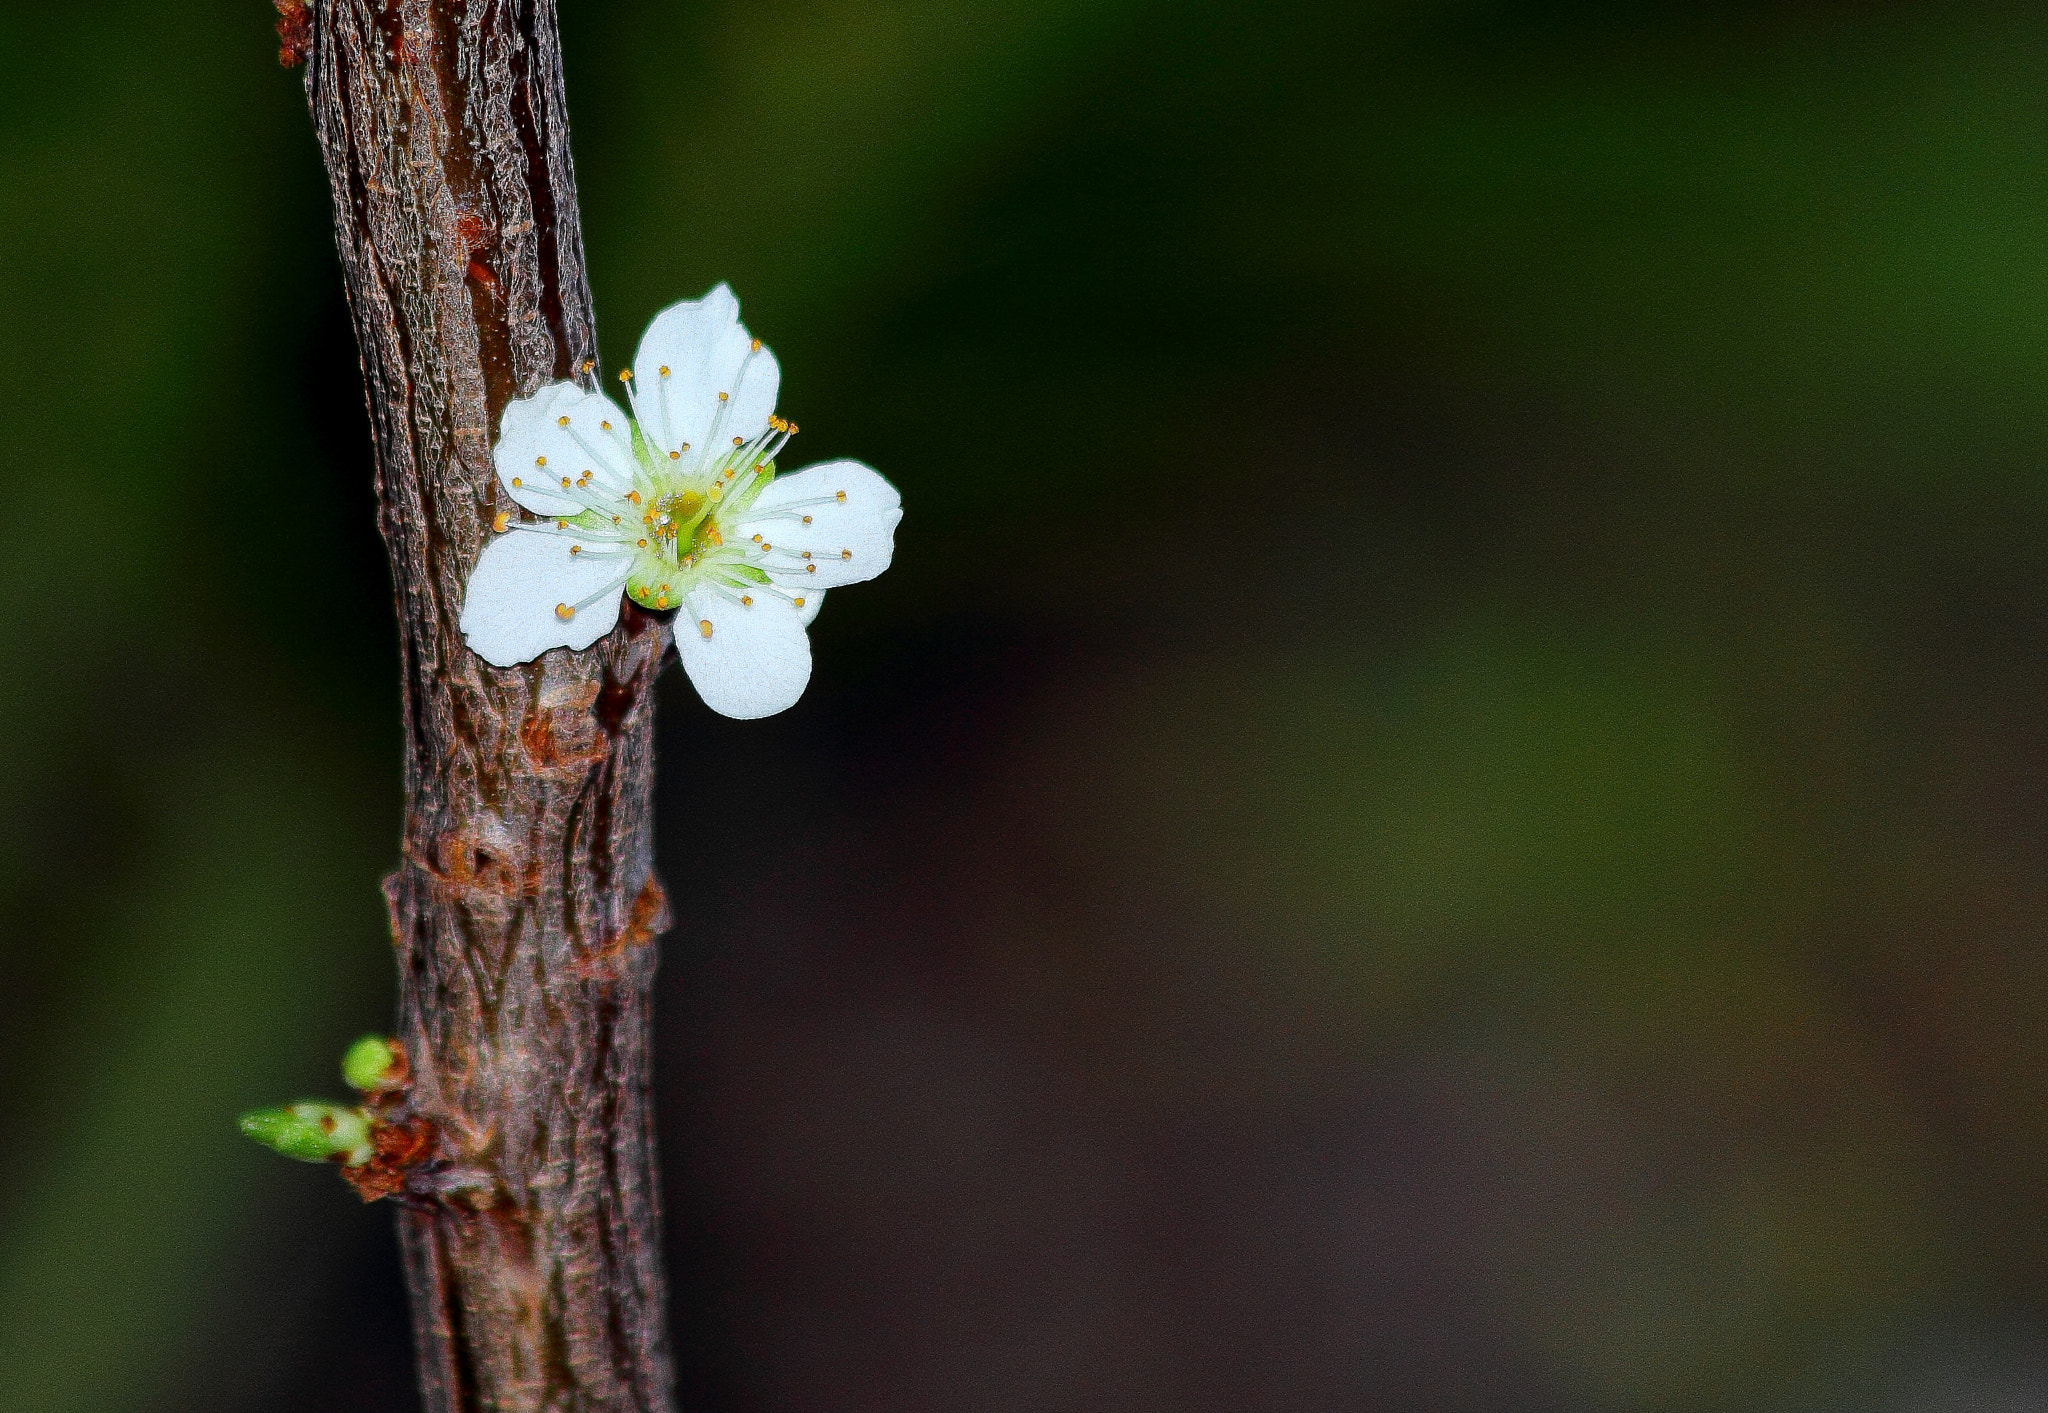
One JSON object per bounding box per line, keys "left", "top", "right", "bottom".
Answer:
{"left": 297, "top": 4, "right": 677, "bottom": 1410}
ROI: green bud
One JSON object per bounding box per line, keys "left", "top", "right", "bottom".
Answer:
{"left": 238, "top": 1102, "right": 374, "bottom": 1166}
{"left": 342, "top": 1034, "right": 402, "bottom": 1093}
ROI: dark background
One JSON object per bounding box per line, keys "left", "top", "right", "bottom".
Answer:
{"left": 7, "top": 1, "right": 2048, "bottom": 1409}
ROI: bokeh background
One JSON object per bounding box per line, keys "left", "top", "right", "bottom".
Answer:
{"left": 7, "top": 1, "right": 2048, "bottom": 1409}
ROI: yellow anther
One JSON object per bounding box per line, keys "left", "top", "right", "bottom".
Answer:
{"left": 560, "top": 476, "right": 572, "bottom": 488}
{"left": 670, "top": 450, "right": 681, "bottom": 460}
{"left": 752, "top": 534, "right": 762, "bottom": 543}
{"left": 492, "top": 511, "right": 509, "bottom": 533}
{"left": 557, "top": 415, "right": 569, "bottom": 427}
{"left": 580, "top": 358, "right": 595, "bottom": 374}
{"left": 741, "top": 595, "right": 753, "bottom": 606}
{"left": 511, "top": 477, "right": 523, "bottom": 487}
{"left": 619, "top": 367, "right": 633, "bottom": 381}
{"left": 802, "top": 515, "right": 813, "bottom": 524}
{"left": 556, "top": 519, "right": 569, "bottom": 528}
{"left": 536, "top": 456, "right": 547, "bottom": 466}
{"left": 570, "top": 545, "right": 582, "bottom": 555}
{"left": 750, "top": 338, "right": 761, "bottom": 351}
{"left": 698, "top": 619, "right": 713, "bottom": 640}
{"left": 801, "top": 551, "right": 811, "bottom": 560}
{"left": 555, "top": 603, "right": 574, "bottom": 620}
{"left": 655, "top": 593, "right": 668, "bottom": 608}
{"left": 732, "top": 436, "right": 743, "bottom": 447}
{"left": 761, "top": 542, "right": 772, "bottom": 551}
{"left": 628, "top": 491, "right": 642, "bottom": 504}
{"left": 806, "top": 564, "right": 817, "bottom": 574}
{"left": 835, "top": 490, "right": 846, "bottom": 502}
{"left": 601, "top": 420, "right": 612, "bottom": 430}
{"left": 793, "top": 596, "right": 806, "bottom": 609}
{"left": 659, "top": 365, "right": 670, "bottom": 377}
{"left": 840, "top": 549, "right": 851, "bottom": 559}
{"left": 717, "top": 391, "right": 729, "bottom": 403}
{"left": 680, "top": 443, "right": 690, "bottom": 453}
{"left": 637, "top": 538, "right": 648, "bottom": 548}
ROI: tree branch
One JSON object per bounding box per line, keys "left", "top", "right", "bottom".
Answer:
{"left": 296, "top": 3, "right": 676, "bottom": 1409}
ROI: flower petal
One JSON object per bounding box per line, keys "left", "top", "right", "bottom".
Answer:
{"left": 459, "top": 529, "right": 631, "bottom": 666}
{"left": 677, "top": 583, "right": 813, "bottom": 719}
{"left": 495, "top": 381, "right": 639, "bottom": 518}
{"left": 734, "top": 460, "right": 902, "bottom": 589}
{"left": 631, "top": 284, "right": 780, "bottom": 460}
{"left": 794, "top": 588, "right": 825, "bottom": 626}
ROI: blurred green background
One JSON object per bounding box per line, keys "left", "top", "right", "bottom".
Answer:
{"left": 7, "top": 0, "right": 2048, "bottom": 1408}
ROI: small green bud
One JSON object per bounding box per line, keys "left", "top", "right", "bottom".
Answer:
{"left": 238, "top": 1102, "right": 374, "bottom": 1166}
{"left": 342, "top": 1034, "right": 403, "bottom": 1093}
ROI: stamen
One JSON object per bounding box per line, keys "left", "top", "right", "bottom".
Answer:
{"left": 492, "top": 511, "right": 509, "bottom": 533}
{"left": 698, "top": 619, "right": 713, "bottom": 640}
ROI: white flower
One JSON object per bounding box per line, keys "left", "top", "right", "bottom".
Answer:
{"left": 458, "top": 285, "right": 902, "bottom": 718}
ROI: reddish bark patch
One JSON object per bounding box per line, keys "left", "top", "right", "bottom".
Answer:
{"left": 274, "top": 0, "right": 310, "bottom": 67}
{"left": 341, "top": 1116, "right": 439, "bottom": 1203}
{"left": 573, "top": 874, "right": 672, "bottom": 979}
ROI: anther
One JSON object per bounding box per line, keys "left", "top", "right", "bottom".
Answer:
{"left": 698, "top": 619, "right": 713, "bottom": 640}
{"left": 660, "top": 365, "right": 671, "bottom": 377}
{"left": 558, "top": 415, "right": 570, "bottom": 427}
{"left": 637, "top": 537, "right": 648, "bottom": 547}
{"left": 619, "top": 368, "right": 633, "bottom": 381}
{"left": 560, "top": 476, "right": 572, "bottom": 488}
{"left": 750, "top": 339, "right": 762, "bottom": 351}
{"left": 835, "top": 490, "right": 846, "bottom": 502}
{"left": 581, "top": 359, "right": 595, "bottom": 374}
{"left": 732, "top": 436, "right": 743, "bottom": 447}
{"left": 806, "top": 564, "right": 817, "bottom": 573}
{"left": 511, "top": 477, "right": 523, "bottom": 487}
{"left": 741, "top": 596, "right": 753, "bottom": 606}
{"left": 601, "top": 420, "right": 612, "bottom": 430}
{"left": 555, "top": 603, "right": 574, "bottom": 620}
{"left": 492, "top": 511, "right": 509, "bottom": 532}
{"left": 802, "top": 515, "right": 813, "bottom": 524}
{"left": 794, "top": 597, "right": 806, "bottom": 609}
{"left": 628, "top": 491, "right": 642, "bottom": 504}
{"left": 570, "top": 545, "right": 582, "bottom": 555}
{"left": 536, "top": 456, "right": 547, "bottom": 466}
{"left": 718, "top": 391, "right": 729, "bottom": 403}
{"left": 840, "top": 549, "right": 852, "bottom": 559}
{"left": 669, "top": 450, "right": 681, "bottom": 460}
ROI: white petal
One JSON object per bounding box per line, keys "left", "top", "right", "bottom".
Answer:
{"left": 495, "top": 381, "right": 639, "bottom": 518}
{"left": 794, "top": 588, "right": 825, "bottom": 626}
{"left": 677, "top": 583, "right": 813, "bottom": 719}
{"left": 459, "top": 529, "right": 631, "bottom": 666}
{"left": 734, "top": 460, "right": 902, "bottom": 590}
{"left": 631, "top": 284, "right": 780, "bottom": 460}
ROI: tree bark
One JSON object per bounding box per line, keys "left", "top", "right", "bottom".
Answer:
{"left": 297, "top": 4, "right": 677, "bottom": 1410}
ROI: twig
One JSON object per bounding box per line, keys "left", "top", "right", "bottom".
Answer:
{"left": 290, "top": 3, "right": 677, "bottom": 1408}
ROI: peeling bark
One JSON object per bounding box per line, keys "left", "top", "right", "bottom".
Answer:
{"left": 295, "top": 4, "right": 677, "bottom": 1409}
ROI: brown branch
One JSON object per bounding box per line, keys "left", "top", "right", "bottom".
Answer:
{"left": 294, "top": 3, "right": 677, "bottom": 1409}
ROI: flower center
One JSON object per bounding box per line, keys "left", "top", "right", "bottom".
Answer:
{"left": 647, "top": 490, "right": 704, "bottom": 546}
